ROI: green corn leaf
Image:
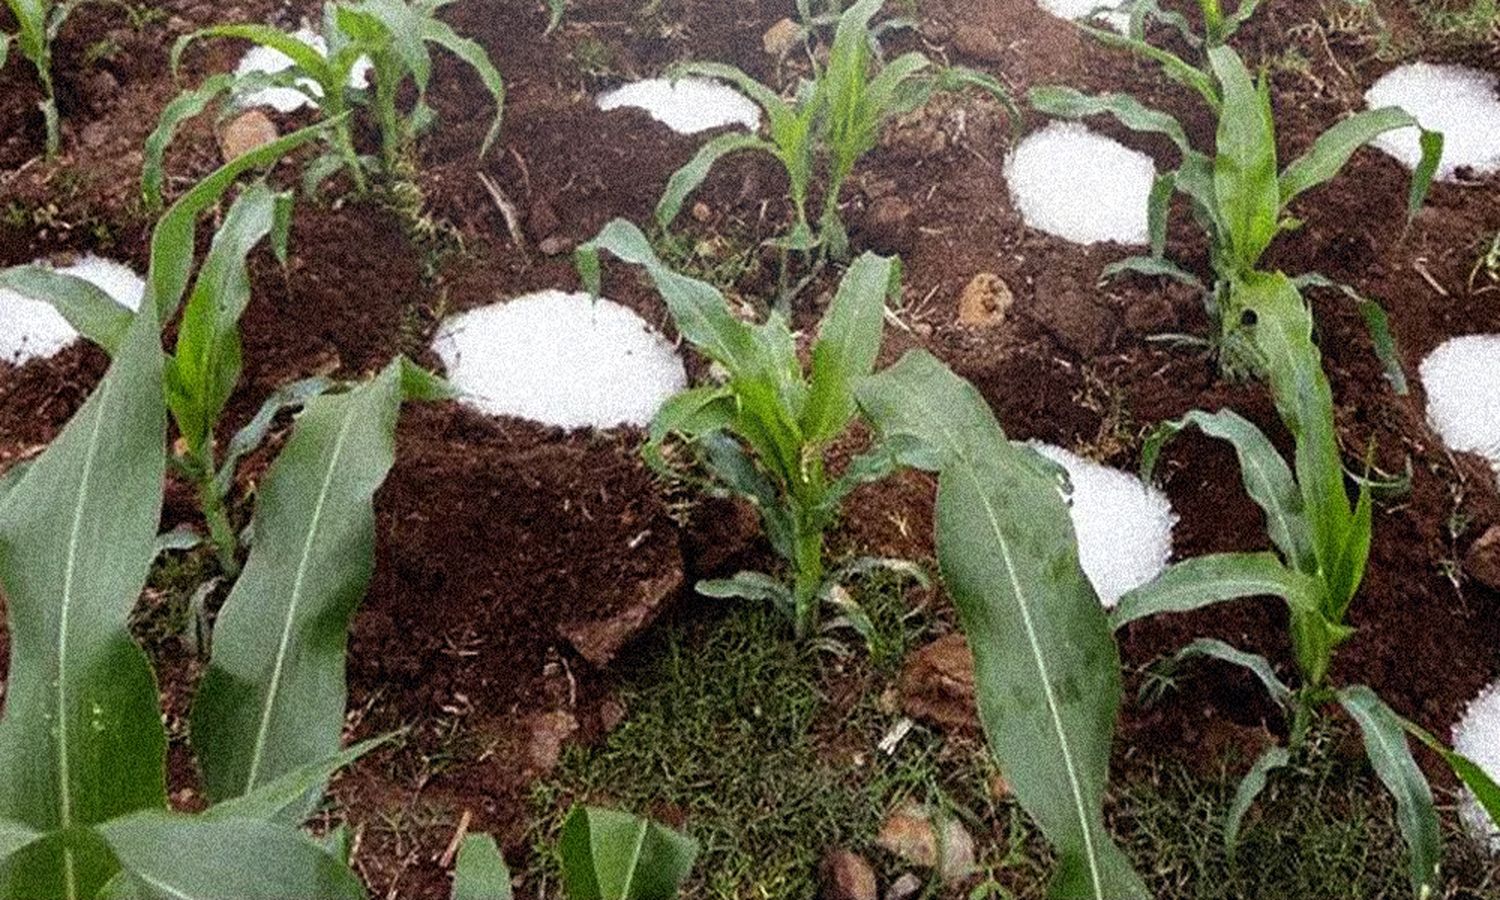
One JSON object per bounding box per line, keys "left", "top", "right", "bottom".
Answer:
{"left": 0, "top": 305, "right": 166, "bottom": 900}
{"left": 172, "top": 25, "right": 336, "bottom": 88}
{"left": 697, "top": 571, "right": 795, "bottom": 608}
{"left": 1077, "top": 22, "right": 1220, "bottom": 110}
{"left": 205, "top": 735, "right": 394, "bottom": 822}
{"left": 147, "top": 118, "right": 339, "bottom": 323}
{"left": 453, "top": 834, "right": 512, "bottom": 900}
{"left": 558, "top": 806, "right": 699, "bottom": 900}
{"left": 0, "top": 32, "right": 10, "bottom": 69}
{"left": 1171, "top": 637, "right": 1292, "bottom": 708}
{"left": 1208, "top": 46, "right": 1280, "bottom": 272}
{"left": 938, "top": 66, "right": 1021, "bottom": 134}
{"left": 1141, "top": 408, "right": 1315, "bottom": 572}
{"left": 1112, "top": 551, "right": 1324, "bottom": 630}
{"left": 1028, "top": 85, "right": 1192, "bottom": 156}
{"left": 215, "top": 376, "right": 335, "bottom": 497}
{"left": 1230, "top": 272, "right": 1358, "bottom": 610}
{"left": 1338, "top": 686, "right": 1440, "bottom": 898}
{"left": 657, "top": 133, "right": 776, "bottom": 228}
{"left": 1101, "top": 255, "right": 1205, "bottom": 288}
{"left": 1292, "top": 273, "right": 1408, "bottom": 395}
{"left": 190, "top": 359, "right": 408, "bottom": 812}
{"left": 1399, "top": 718, "right": 1500, "bottom": 833}
{"left": 1221, "top": 0, "right": 1266, "bottom": 39}
{"left": 856, "top": 350, "right": 1149, "bottom": 900}
{"left": 1148, "top": 172, "right": 1175, "bottom": 257}
{"left": 95, "top": 810, "right": 364, "bottom": 899}
{"left": 141, "top": 72, "right": 236, "bottom": 211}
{"left": 416, "top": 14, "right": 506, "bottom": 157}
{"left": 545, "top": 0, "right": 565, "bottom": 32}
{"left": 801, "top": 252, "right": 898, "bottom": 443}
{"left": 1278, "top": 107, "right": 1417, "bottom": 208}
{"left": 1410, "top": 129, "right": 1443, "bottom": 219}
{"left": 1225, "top": 744, "right": 1289, "bottom": 858}
{"left": 165, "top": 181, "right": 286, "bottom": 458}
{"left": 0, "top": 265, "right": 134, "bottom": 353}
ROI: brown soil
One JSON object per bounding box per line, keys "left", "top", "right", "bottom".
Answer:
{"left": 2, "top": 0, "right": 1499, "bottom": 896}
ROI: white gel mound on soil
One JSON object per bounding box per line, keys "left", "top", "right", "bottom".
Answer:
{"left": 1365, "top": 63, "right": 1500, "bottom": 181}
{"left": 235, "top": 27, "right": 374, "bottom": 113}
{"left": 1036, "top": 0, "right": 1130, "bottom": 33}
{"left": 596, "top": 78, "right": 761, "bottom": 134}
{"left": 0, "top": 256, "right": 145, "bottom": 365}
{"left": 1453, "top": 678, "right": 1500, "bottom": 851}
{"left": 1420, "top": 335, "right": 1500, "bottom": 470}
{"left": 1029, "top": 442, "right": 1178, "bottom": 608}
{"left": 432, "top": 291, "right": 688, "bottom": 430}
{"left": 1004, "top": 122, "right": 1155, "bottom": 246}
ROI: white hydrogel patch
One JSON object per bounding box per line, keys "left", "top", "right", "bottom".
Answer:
{"left": 234, "top": 26, "right": 374, "bottom": 113}
{"left": 0, "top": 256, "right": 145, "bottom": 364}
{"left": 1453, "top": 678, "right": 1500, "bottom": 851}
{"left": 1004, "top": 122, "right": 1156, "bottom": 246}
{"left": 1420, "top": 335, "right": 1500, "bottom": 473}
{"left": 1365, "top": 63, "right": 1500, "bottom": 181}
{"left": 1030, "top": 442, "right": 1178, "bottom": 608}
{"left": 1036, "top": 0, "right": 1131, "bottom": 33}
{"left": 596, "top": 78, "right": 761, "bottom": 134}
{"left": 432, "top": 291, "right": 688, "bottom": 430}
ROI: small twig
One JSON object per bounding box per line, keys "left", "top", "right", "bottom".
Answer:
{"left": 1413, "top": 258, "right": 1450, "bottom": 297}
{"left": 507, "top": 144, "right": 533, "bottom": 198}
{"left": 438, "top": 810, "right": 473, "bottom": 868}
{"left": 477, "top": 171, "right": 529, "bottom": 259}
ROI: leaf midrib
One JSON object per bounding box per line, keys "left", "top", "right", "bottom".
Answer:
{"left": 243, "top": 403, "right": 359, "bottom": 791}
{"left": 56, "top": 375, "right": 115, "bottom": 900}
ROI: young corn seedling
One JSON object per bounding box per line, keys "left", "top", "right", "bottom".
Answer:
{"left": 657, "top": 0, "right": 1014, "bottom": 308}
{"left": 3, "top": 121, "right": 339, "bottom": 579}
{"left": 3, "top": 0, "right": 123, "bottom": 158}
{"left": 1112, "top": 274, "right": 1500, "bottom": 897}
{"left": 856, "top": 350, "right": 1150, "bottom": 899}
{"left": 577, "top": 218, "right": 922, "bottom": 641}
{"left": 145, "top": 0, "right": 504, "bottom": 206}
{"left": 1032, "top": 42, "right": 1442, "bottom": 384}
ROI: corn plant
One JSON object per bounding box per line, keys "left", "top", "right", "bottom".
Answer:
{"left": 657, "top": 0, "right": 1015, "bottom": 307}
{"left": 145, "top": 0, "right": 504, "bottom": 207}
{"left": 5, "top": 121, "right": 345, "bottom": 581}
{"left": 1112, "top": 274, "right": 1500, "bottom": 897}
{"left": 0, "top": 261, "right": 443, "bottom": 895}
{"left": 577, "top": 219, "right": 921, "bottom": 641}
{"left": 1031, "top": 43, "right": 1441, "bottom": 382}
{"left": 2, "top": 0, "right": 117, "bottom": 158}
{"left": 1112, "top": 0, "right": 1264, "bottom": 52}
{"left": 856, "top": 350, "right": 1150, "bottom": 899}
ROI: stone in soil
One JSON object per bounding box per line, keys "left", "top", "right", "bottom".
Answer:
{"left": 1466, "top": 525, "right": 1500, "bottom": 593}
{"left": 957, "top": 272, "right": 1014, "bottom": 328}
{"left": 820, "top": 849, "right": 878, "bottom": 900}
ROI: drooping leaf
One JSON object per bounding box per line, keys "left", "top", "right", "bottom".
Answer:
{"left": 141, "top": 72, "right": 236, "bottom": 211}
{"left": 96, "top": 810, "right": 364, "bottom": 900}
{"left": 1140, "top": 409, "right": 1314, "bottom": 572}
{"left": 1112, "top": 552, "right": 1323, "bottom": 630}
{"left": 452, "top": 834, "right": 512, "bottom": 900}
{"left": 1224, "top": 744, "right": 1290, "bottom": 858}
{"left": 558, "top": 806, "right": 699, "bottom": 900}
{"left": 1278, "top": 107, "right": 1417, "bottom": 208}
{"left": 190, "top": 359, "right": 408, "bottom": 811}
{"left": 1101, "top": 255, "right": 1204, "bottom": 288}
{"left": 1338, "top": 686, "right": 1440, "bottom": 898}
{"left": 1028, "top": 86, "right": 1192, "bottom": 156}
{"left": 0, "top": 308, "right": 167, "bottom": 900}
{"left": 856, "top": 350, "right": 1148, "bottom": 900}
{"left": 656, "top": 133, "right": 776, "bottom": 229}
{"left": 0, "top": 265, "right": 134, "bottom": 353}
{"left": 215, "top": 375, "right": 335, "bottom": 496}
{"left": 415, "top": 13, "right": 506, "bottom": 157}
{"left": 1170, "top": 637, "right": 1292, "bottom": 709}
{"left": 1291, "top": 273, "right": 1408, "bottom": 395}
{"left": 1399, "top": 717, "right": 1500, "bottom": 833}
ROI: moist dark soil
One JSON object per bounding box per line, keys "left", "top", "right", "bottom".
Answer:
{"left": 2, "top": 0, "right": 1499, "bottom": 896}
